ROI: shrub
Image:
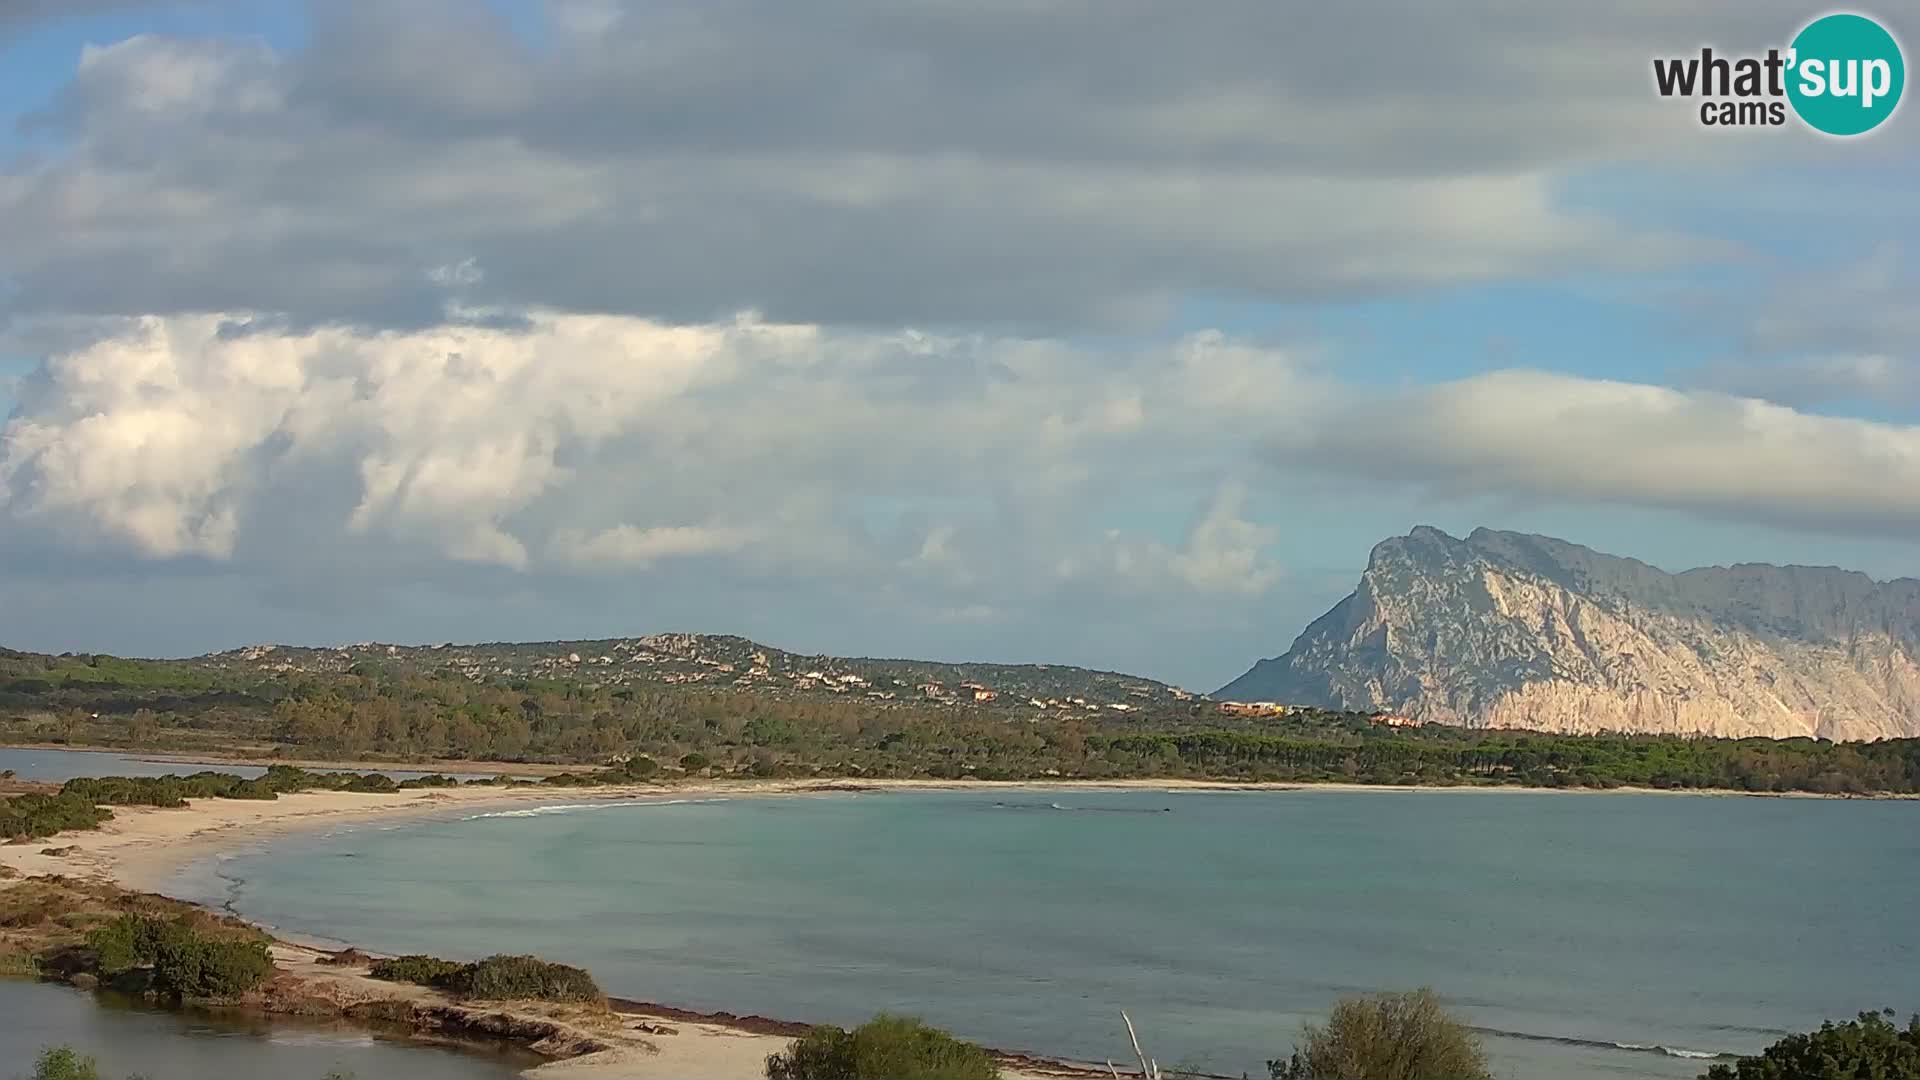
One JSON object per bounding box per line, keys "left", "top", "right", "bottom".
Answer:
{"left": 341, "top": 773, "right": 399, "bottom": 793}
{"left": 154, "top": 934, "right": 274, "bottom": 998}
{"left": 1269, "top": 989, "right": 1491, "bottom": 1080}
{"left": 1703, "top": 1010, "right": 1920, "bottom": 1080}
{"left": 32, "top": 1046, "right": 102, "bottom": 1080}
{"left": 679, "top": 752, "right": 710, "bottom": 771}
{"left": 84, "top": 914, "right": 273, "bottom": 999}
{"left": 766, "top": 1014, "right": 999, "bottom": 1080}
{"left": 369, "top": 954, "right": 466, "bottom": 987}
{"left": 619, "top": 756, "right": 660, "bottom": 779}
{"left": 447, "top": 954, "right": 603, "bottom": 1004}
{"left": 398, "top": 774, "right": 461, "bottom": 789}
{"left": 86, "top": 914, "right": 179, "bottom": 974}
{"left": 0, "top": 793, "right": 113, "bottom": 839}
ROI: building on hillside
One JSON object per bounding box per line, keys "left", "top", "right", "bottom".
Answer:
{"left": 1216, "top": 701, "right": 1291, "bottom": 718}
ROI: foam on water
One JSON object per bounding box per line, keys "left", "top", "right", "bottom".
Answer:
{"left": 462, "top": 797, "right": 728, "bottom": 820}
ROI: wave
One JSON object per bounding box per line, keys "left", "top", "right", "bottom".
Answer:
{"left": 1473, "top": 1026, "right": 1740, "bottom": 1062}
{"left": 462, "top": 797, "right": 728, "bottom": 820}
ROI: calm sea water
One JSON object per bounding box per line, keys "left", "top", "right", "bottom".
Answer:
{"left": 0, "top": 979, "right": 536, "bottom": 1080}
{"left": 173, "top": 789, "right": 1917, "bottom": 1080}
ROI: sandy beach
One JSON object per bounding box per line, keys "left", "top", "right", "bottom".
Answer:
{"left": 7, "top": 770, "right": 1896, "bottom": 1079}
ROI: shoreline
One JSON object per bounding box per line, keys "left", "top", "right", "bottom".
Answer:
{"left": 2, "top": 782, "right": 1135, "bottom": 1079}
{"left": 6, "top": 773, "right": 1914, "bottom": 1077}
{"left": 8, "top": 740, "right": 1917, "bottom": 802}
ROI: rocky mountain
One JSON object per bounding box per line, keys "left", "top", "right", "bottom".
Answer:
{"left": 1218, "top": 527, "right": 1920, "bottom": 740}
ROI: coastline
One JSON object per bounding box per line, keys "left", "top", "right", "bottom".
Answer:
{"left": 9, "top": 740, "right": 1915, "bottom": 802}
{"left": 6, "top": 773, "right": 1914, "bottom": 1077}
{"left": 1, "top": 782, "right": 1126, "bottom": 1079}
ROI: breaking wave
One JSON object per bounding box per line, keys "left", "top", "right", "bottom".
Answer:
{"left": 1474, "top": 1026, "right": 1741, "bottom": 1062}
{"left": 462, "top": 797, "right": 728, "bottom": 820}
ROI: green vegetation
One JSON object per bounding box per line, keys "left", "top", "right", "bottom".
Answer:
{"left": 1269, "top": 989, "right": 1492, "bottom": 1080}
{"left": 367, "top": 951, "right": 602, "bottom": 1005}
{"left": 85, "top": 914, "right": 275, "bottom": 999}
{"left": 1703, "top": 1010, "right": 1920, "bottom": 1079}
{"left": 1, "top": 877, "right": 269, "bottom": 992}
{"left": 367, "top": 953, "right": 465, "bottom": 986}
{"left": 24, "top": 1046, "right": 353, "bottom": 1080}
{"left": 765, "top": 1014, "right": 999, "bottom": 1080}
{"left": 0, "top": 792, "right": 113, "bottom": 839}
{"left": 3, "top": 762, "right": 652, "bottom": 841}
{"left": 3, "top": 641, "right": 1918, "bottom": 795}
{"left": 30, "top": 1046, "right": 103, "bottom": 1080}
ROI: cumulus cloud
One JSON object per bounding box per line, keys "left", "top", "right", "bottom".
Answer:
{"left": 3, "top": 1, "right": 1916, "bottom": 687}
{"left": 0, "top": 312, "right": 1313, "bottom": 580}
{"left": 1058, "top": 484, "right": 1283, "bottom": 597}
{"left": 1270, "top": 370, "right": 1920, "bottom": 537}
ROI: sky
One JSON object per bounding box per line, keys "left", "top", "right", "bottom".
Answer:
{"left": 0, "top": 0, "right": 1916, "bottom": 691}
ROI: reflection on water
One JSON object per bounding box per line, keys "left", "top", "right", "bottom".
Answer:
{"left": 0, "top": 979, "right": 537, "bottom": 1080}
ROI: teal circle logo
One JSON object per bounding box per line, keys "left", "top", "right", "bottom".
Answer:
{"left": 1787, "top": 13, "right": 1905, "bottom": 135}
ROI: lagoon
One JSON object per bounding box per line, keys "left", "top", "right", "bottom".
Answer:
{"left": 179, "top": 788, "right": 1920, "bottom": 1079}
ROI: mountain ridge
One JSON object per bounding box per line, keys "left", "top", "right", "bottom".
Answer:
{"left": 1218, "top": 527, "right": 1920, "bottom": 740}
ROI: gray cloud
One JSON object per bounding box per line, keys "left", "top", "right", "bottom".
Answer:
{"left": 0, "top": 1, "right": 201, "bottom": 44}
{"left": 1270, "top": 370, "right": 1920, "bottom": 539}
{"left": 1686, "top": 355, "right": 1920, "bottom": 411}
{"left": 2, "top": 0, "right": 1839, "bottom": 333}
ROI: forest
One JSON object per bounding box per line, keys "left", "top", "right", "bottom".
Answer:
{"left": 3, "top": 647, "right": 1917, "bottom": 796}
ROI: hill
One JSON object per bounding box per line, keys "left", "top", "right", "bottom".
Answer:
{"left": 1218, "top": 527, "right": 1920, "bottom": 740}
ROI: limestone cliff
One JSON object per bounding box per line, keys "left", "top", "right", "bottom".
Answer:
{"left": 1217, "top": 527, "right": 1920, "bottom": 740}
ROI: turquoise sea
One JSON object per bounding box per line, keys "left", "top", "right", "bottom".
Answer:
{"left": 167, "top": 787, "right": 1919, "bottom": 1080}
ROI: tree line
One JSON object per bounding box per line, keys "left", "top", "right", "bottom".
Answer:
{"left": 4, "top": 660, "right": 1919, "bottom": 794}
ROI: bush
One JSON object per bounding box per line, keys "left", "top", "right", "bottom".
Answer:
{"left": 84, "top": 914, "right": 273, "bottom": 999}
{"left": 1269, "top": 989, "right": 1491, "bottom": 1080}
{"left": 1703, "top": 1010, "right": 1920, "bottom": 1079}
{"left": 448, "top": 954, "right": 603, "bottom": 1004}
{"left": 679, "top": 752, "right": 710, "bottom": 771}
{"left": 32, "top": 1046, "right": 102, "bottom": 1080}
{"left": 154, "top": 934, "right": 274, "bottom": 998}
{"left": 398, "top": 774, "right": 461, "bottom": 789}
{"left": 0, "top": 793, "right": 113, "bottom": 839}
{"left": 86, "top": 914, "right": 179, "bottom": 975}
{"left": 369, "top": 954, "right": 466, "bottom": 987}
{"left": 766, "top": 1014, "right": 999, "bottom": 1080}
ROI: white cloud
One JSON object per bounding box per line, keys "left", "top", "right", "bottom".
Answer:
{"left": 0, "top": 0, "right": 1783, "bottom": 333}
{"left": 1056, "top": 484, "right": 1284, "bottom": 598}
{"left": 1271, "top": 370, "right": 1920, "bottom": 537}
{"left": 1687, "top": 355, "right": 1920, "bottom": 409}
{"left": 550, "top": 523, "right": 756, "bottom": 568}
{"left": 0, "top": 313, "right": 1314, "bottom": 585}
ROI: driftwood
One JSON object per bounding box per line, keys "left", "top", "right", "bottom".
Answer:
{"left": 1106, "top": 1010, "right": 1161, "bottom": 1080}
